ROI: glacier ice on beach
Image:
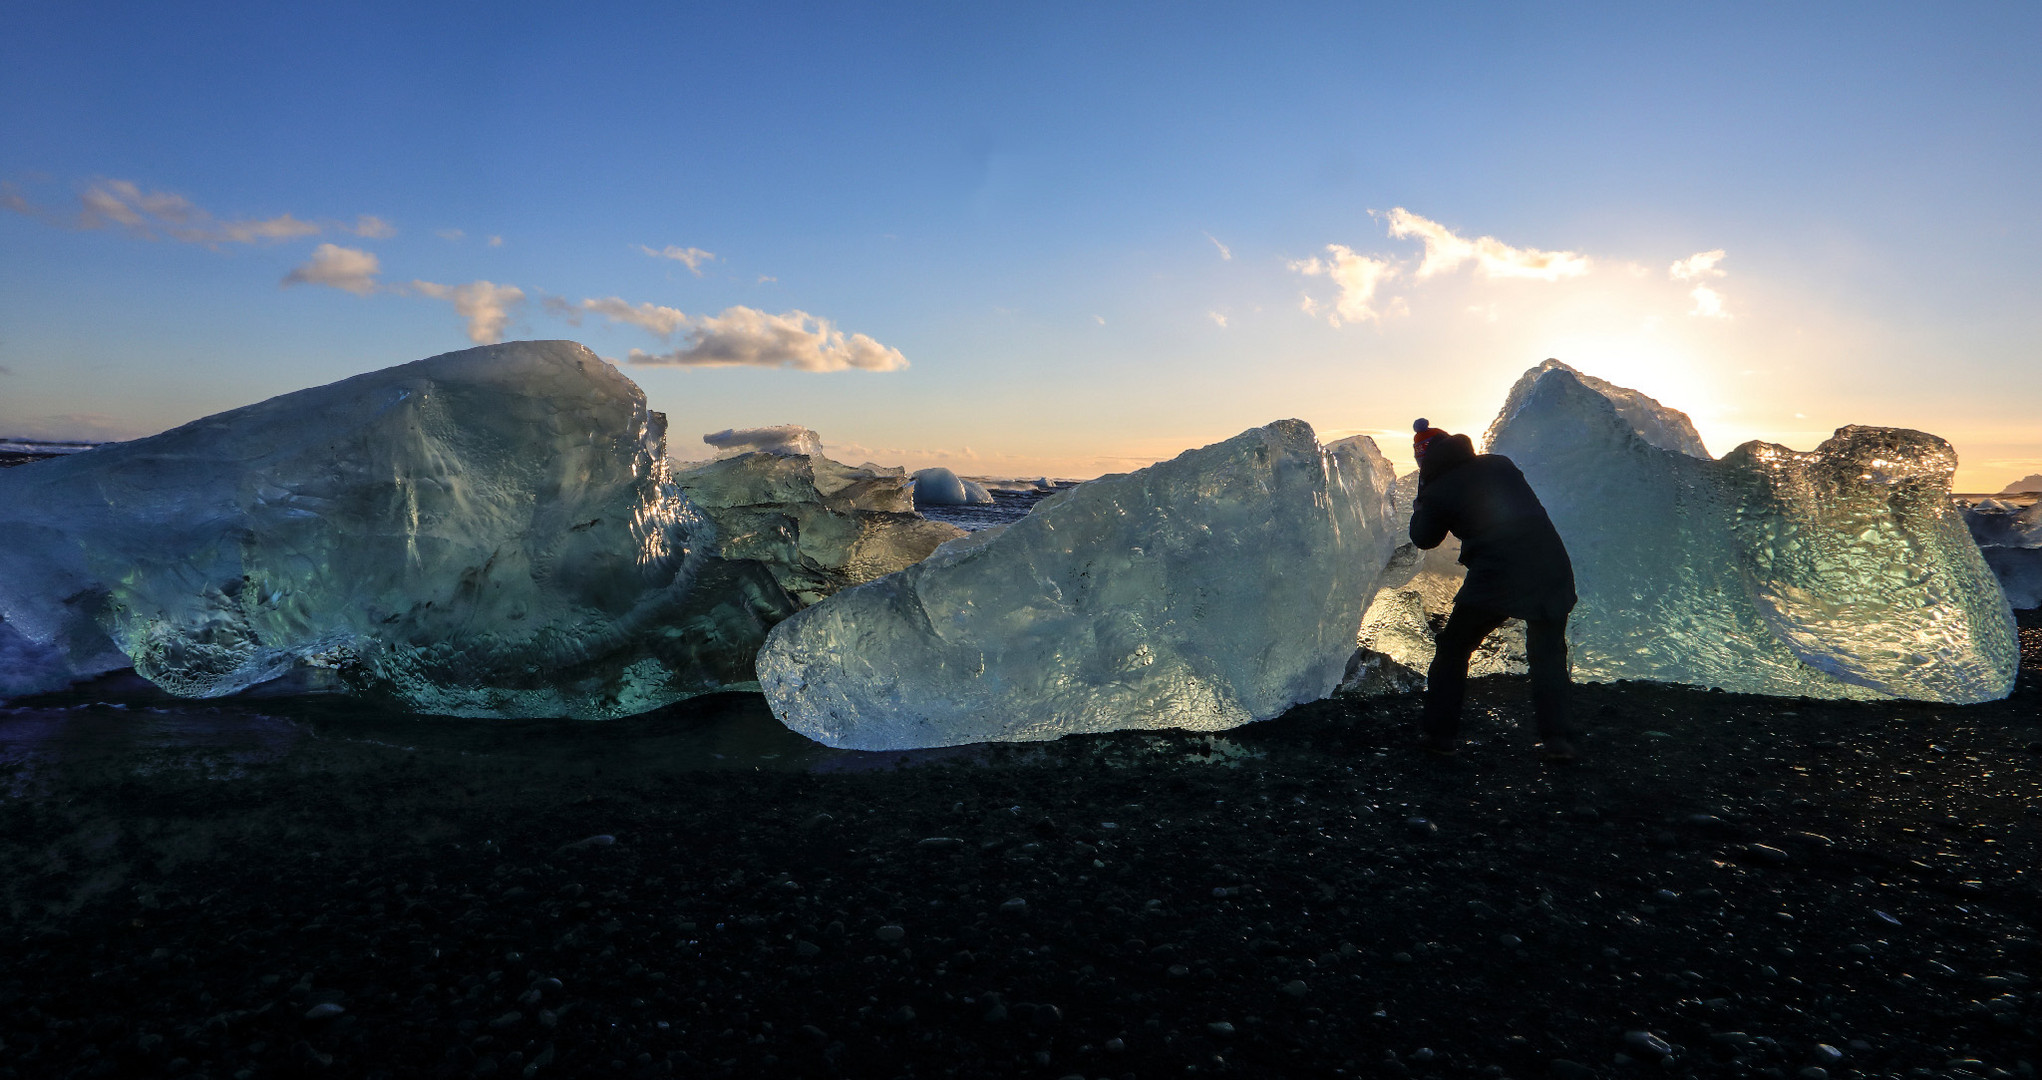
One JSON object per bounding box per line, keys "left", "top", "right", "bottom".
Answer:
{"left": 1960, "top": 499, "right": 2042, "bottom": 609}
{"left": 1489, "top": 363, "right": 2016, "bottom": 703}
{"left": 1486, "top": 358, "right": 1712, "bottom": 460}
{"left": 758, "top": 420, "right": 1401, "bottom": 750}
{"left": 911, "top": 467, "right": 994, "bottom": 507}
{"left": 676, "top": 448, "right": 966, "bottom": 607}
{"left": 0, "top": 341, "right": 794, "bottom": 714}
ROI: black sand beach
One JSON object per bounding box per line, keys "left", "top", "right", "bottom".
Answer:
{"left": 2, "top": 612, "right": 2037, "bottom": 1080}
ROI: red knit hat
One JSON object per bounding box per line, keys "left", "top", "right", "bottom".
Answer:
{"left": 1412, "top": 418, "right": 1446, "bottom": 462}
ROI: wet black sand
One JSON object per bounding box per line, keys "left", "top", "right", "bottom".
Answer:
{"left": 2, "top": 613, "right": 2038, "bottom": 1080}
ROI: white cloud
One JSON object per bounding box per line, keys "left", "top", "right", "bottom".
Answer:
{"left": 1204, "top": 232, "right": 1232, "bottom": 260}
{"left": 1384, "top": 208, "right": 1590, "bottom": 281}
{"left": 437, "top": 228, "right": 465, "bottom": 241}
{"left": 487, "top": 235, "right": 504, "bottom": 248}
{"left": 1208, "top": 311, "right": 1228, "bottom": 328}
{"left": 350, "top": 215, "right": 396, "bottom": 239}
{"left": 757, "top": 274, "right": 777, "bottom": 284}
{"left": 1289, "top": 244, "right": 1398, "bottom": 325}
{"left": 1671, "top": 250, "right": 1730, "bottom": 316}
{"left": 579, "top": 296, "right": 689, "bottom": 337}
{"left": 627, "top": 307, "right": 907, "bottom": 372}
{"left": 282, "top": 244, "right": 381, "bottom": 296}
{"left": 1688, "top": 285, "right": 1729, "bottom": 318}
{"left": 640, "top": 244, "right": 716, "bottom": 274}
{"left": 1670, "top": 249, "right": 1727, "bottom": 281}
{"left": 409, "top": 280, "right": 526, "bottom": 343}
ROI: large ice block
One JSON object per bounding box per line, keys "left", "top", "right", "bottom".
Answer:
{"left": 759, "top": 421, "right": 1401, "bottom": 749}
{"left": 1488, "top": 364, "right": 2016, "bottom": 702}
{"left": 0, "top": 341, "right": 794, "bottom": 714}
{"left": 676, "top": 451, "right": 966, "bottom": 607}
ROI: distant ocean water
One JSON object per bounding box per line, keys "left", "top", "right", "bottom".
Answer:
{"left": 916, "top": 482, "right": 1078, "bottom": 531}
{"left": 0, "top": 437, "right": 104, "bottom": 468}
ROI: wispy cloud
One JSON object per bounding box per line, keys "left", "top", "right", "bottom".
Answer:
{"left": 627, "top": 307, "right": 907, "bottom": 371}
{"left": 1208, "top": 311, "right": 1228, "bottom": 328}
{"left": 282, "top": 244, "right": 381, "bottom": 296}
{"left": 640, "top": 244, "right": 715, "bottom": 274}
{"left": 1671, "top": 249, "right": 1731, "bottom": 317}
{"left": 487, "top": 235, "right": 504, "bottom": 248}
{"left": 1384, "top": 208, "right": 1590, "bottom": 281}
{"left": 1669, "top": 249, "right": 1726, "bottom": 281}
{"left": 3, "top": 177, "right": 397, "bottom": 250}
{"left": 1204, "top": 232, "right": 1232, "bottom": 261}
{"left": 1290, "top": 244, "right": 1398, "bottom": 325}
{"left": 75, "top": 180, "right": 321, "bottom": 245}
{"left": 579, "top": 296, "right": 689, "bottom": 336}
{"left": 408, "top": 280, "right": 525, "bottom": 343}
{"left": 436, "top": 228, "right": 465, "bottom": 241}
{"left": 1289, "top": 209, "right": 1729, "bottom": 330}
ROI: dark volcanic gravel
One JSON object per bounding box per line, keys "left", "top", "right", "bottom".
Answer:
{"left": 2, "top": 612, "right": 2038, "bottom": 1080}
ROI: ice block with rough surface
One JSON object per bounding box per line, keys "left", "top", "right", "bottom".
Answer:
{"left": 758, "top": 420, "right": 1401, "bottom": 750}
{"left": 0, "top": 340, "right": 793, "bottom": 714}
{"left": 676, "top": 451, "right": 966, "bottom": 607}
{"left": 1488, "top": 364, "right": 2015, "bottom": 702}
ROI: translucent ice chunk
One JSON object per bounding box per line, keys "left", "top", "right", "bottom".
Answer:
{"left": 759, "top": 421, "right": 1401, "bottom": 749}
{"left": 1485, "top": 358, "right": 1712, "bottom": 460}
{"left": 701, "top": 425, "right": 825, "bottom": 458}
{"left": 1488, "top": 364, "right": 2015, "bottom": 702}
{"left": 1960, "top": 499, "right": 2042, "bottom": 609}
{"left": 676, "top": 451, "right": 966, "bottom": 607}
{"left": 911, "top": 467, "right": 994, "bottom": 506}
{"left": 0, "top": 341, "right": 793, "bottom": 714}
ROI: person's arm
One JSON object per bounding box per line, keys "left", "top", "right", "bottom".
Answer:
{"left": 1409, "top": 487, "right": 1450, "bottom": 549}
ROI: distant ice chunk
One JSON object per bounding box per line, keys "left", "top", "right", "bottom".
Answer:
{"left": 0, "top": 341, "right": 794, "bottom": 713}
{"left": 760, "top": 421, "right": 1402, "bottom": 749}
{"left": 701, "top": 425, "right": 825, "bottom": 459}
{"left": 911, "top": 467, "right": 994, "bottom": 506}
{"left": 1961, "top": 499, "right": 2042, "bottom": 609}
{"left": 676, "top": 450, "right": 967, "bottom": 607}
{"left": 1486, "top": 358, "right": 1712, "bottom": 460}
{"left": 1489, "top": 364, "right": 2015, "bottom": 702}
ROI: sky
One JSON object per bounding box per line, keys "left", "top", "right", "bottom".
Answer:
{"left": 3, "top": 3, "right": 2038, "bottom": 489}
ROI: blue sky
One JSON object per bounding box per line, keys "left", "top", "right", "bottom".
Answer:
{"left": 4, "top": 3, "right": 2038, "bottom": 486}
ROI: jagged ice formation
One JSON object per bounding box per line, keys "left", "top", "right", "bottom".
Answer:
{"left": 1488, "top": 364, "right": 2015, "bottom": 703}
{"left": 759, "top": 421, "right": 1401, "bottom": 749}
{"left": 0, "top": 341, "right": 793, "bottom": 714}
{"left": 676, "top": 450, "right": 966, "bottom": 607}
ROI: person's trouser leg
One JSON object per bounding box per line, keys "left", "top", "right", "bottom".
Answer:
{"left": 1422, "top": 604, "right": 1509, "bottom": 745}
{"left": 1523, "top": 615, "right": 1573, "bottom": 742}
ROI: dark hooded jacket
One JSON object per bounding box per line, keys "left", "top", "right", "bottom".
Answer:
{"left": 1408, "top": 433, "right": 1577, "bottom": 622}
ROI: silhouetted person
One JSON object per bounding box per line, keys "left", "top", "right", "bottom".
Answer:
{"left": 1408, "top": 419, "right": 1579, "bottom": 761}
